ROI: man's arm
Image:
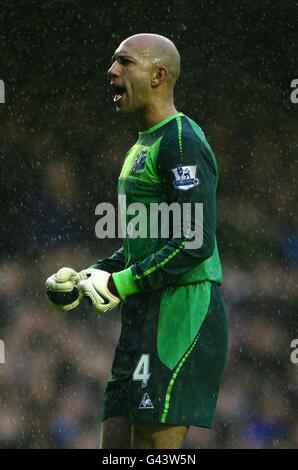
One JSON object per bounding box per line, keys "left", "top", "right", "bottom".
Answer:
{"left": 90, "top": 246, "right": 126, "bottom": 273}
{"left": 46, "top": 135, "right": 218, "bottom": 313}
{"left": 112, "top": 134, "right": 218, "bottom": 299}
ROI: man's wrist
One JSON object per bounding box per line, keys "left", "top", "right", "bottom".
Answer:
{"left": 112, "top": 267, "right": 140, "bottom": 300}
{"left": 107, "top": 276, "right": 119, "bottom": 297}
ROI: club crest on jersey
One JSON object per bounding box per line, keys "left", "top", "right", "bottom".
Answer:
{"left": 172, "top": 164, "right": 199, "bottom": 190}
{"left": 131, "top": 150, "right": 148, "bottom": 173}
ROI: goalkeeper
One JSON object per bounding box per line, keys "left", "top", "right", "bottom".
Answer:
{"left": 46, "top": 33, "right": 228, "bottom": 449}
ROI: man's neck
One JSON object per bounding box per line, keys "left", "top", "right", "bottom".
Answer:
{"left": 133, "top": 101, "right": 178, "bottom": 132}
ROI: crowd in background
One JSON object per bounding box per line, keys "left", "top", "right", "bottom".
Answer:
{"left": 1, "top": 0, "right": 297, "bottom": 448}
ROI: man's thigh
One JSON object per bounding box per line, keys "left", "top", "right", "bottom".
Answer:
{"left": 132, "top": 423, "right": 189, "bottom": 449}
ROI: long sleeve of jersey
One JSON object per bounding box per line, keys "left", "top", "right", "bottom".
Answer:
{"left": 90, "top": 246, "right": 125, "bottom": 273}
{"left": 112, "top": 129, "right": 219, "bottom": 299}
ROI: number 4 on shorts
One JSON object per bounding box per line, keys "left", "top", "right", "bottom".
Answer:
{"left": 133, "top": 354, "right": 151, "bottom": 388}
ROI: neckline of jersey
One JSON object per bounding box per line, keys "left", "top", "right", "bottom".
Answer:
{"left": 138, "top": 112, "right": 184, "bottom": 136}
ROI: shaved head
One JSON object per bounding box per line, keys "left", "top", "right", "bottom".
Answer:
{"left": 119, "top": 33, "right": 180, "bottom": 89}
{"left": 108, "top": 33, "right": 180, "bottom": 126}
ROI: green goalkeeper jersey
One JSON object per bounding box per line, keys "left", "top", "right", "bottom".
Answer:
{"left": 92, "top": 112, "right": 222, "bottom": 299}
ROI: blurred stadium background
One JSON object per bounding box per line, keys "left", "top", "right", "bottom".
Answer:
{"left": 0, "top": 0, "right": 297, "bottom": 448}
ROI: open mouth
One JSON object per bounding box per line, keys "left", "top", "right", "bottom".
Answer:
{"left": 111, "top": 84, "right": 126, "bottom": 103}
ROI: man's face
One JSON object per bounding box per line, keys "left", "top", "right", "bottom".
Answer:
{"left": 107, "top": 40, "right": 154, "bottom": 114}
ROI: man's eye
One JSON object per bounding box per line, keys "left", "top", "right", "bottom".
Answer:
{"left": 119, "top": 57, "right": 131, "bottom": 65}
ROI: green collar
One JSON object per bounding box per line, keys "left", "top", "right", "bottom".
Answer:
{"left": 139, "top": 112, "right": 184, "bottom": 136}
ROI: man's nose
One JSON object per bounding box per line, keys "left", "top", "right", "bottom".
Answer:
{"left": 107, "top": 62, "right": 121, "bottom": 78}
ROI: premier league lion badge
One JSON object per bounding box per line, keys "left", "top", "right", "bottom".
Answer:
{"left": 172, "top": 164, "right": 199, "bottom": 190}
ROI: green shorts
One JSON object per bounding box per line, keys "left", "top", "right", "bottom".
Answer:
{"left": 101, "top": 281, "right": 229, "bottom": 428}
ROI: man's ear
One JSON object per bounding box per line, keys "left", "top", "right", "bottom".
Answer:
{"left": 151, "top": 66, "right": 168, "bottom": 88}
